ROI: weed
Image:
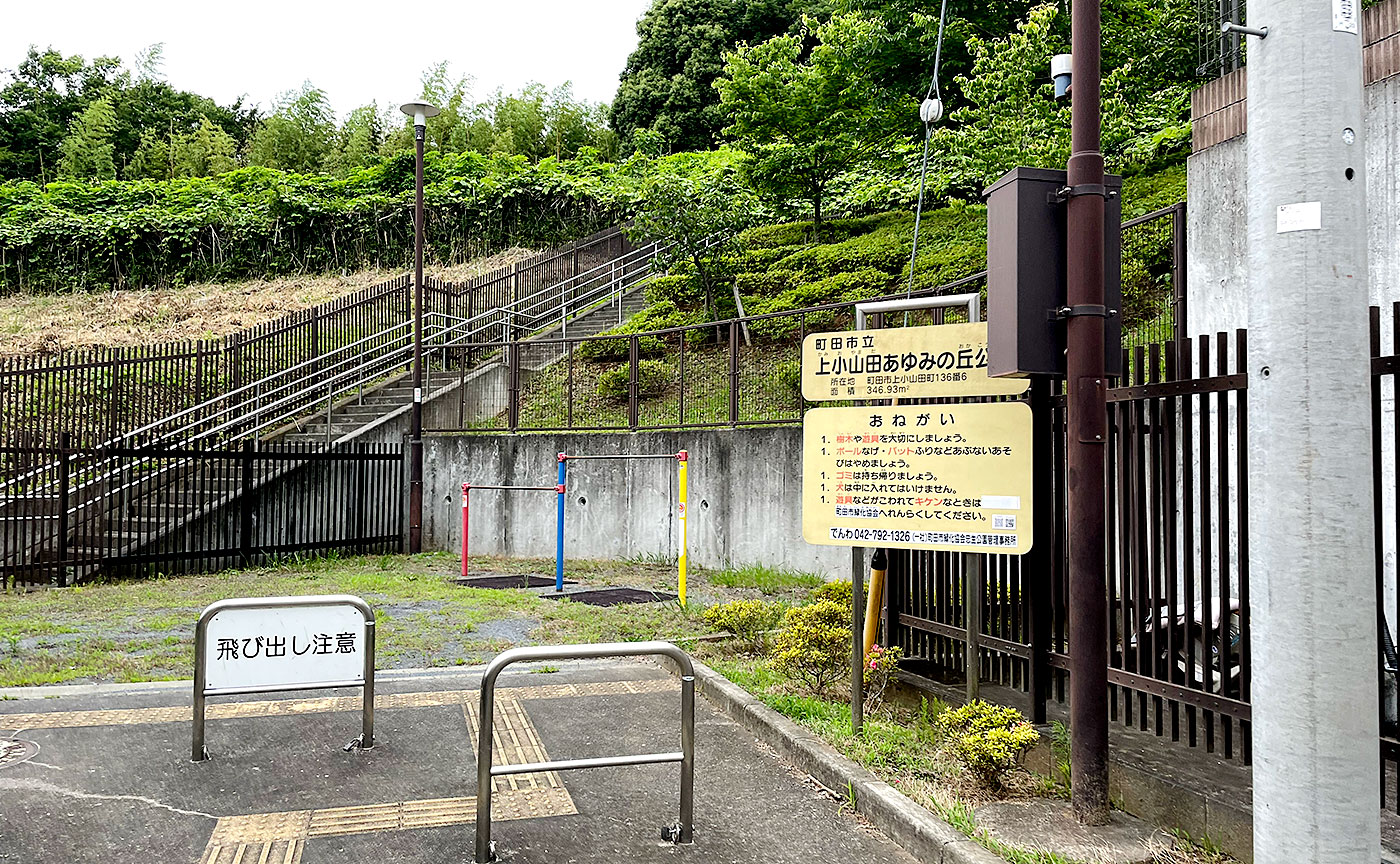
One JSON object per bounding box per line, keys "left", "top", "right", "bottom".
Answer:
{"left": 710, "top": 564, "right": 822, "bottom": 594}
{"left": 531, "top": 665, "right": 561, "bottom": 674}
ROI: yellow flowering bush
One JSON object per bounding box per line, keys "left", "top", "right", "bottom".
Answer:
{"left": 702, "top": 599, "right": 784, "bottom": 652}
{"left": 934, "top": 700, "right": 1040, "bottom": 791}
{"left": 768, "top": 599, "right": 850, "bottom": 694}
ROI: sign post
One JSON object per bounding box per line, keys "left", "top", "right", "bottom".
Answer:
{"left": 192, "top": 595, "right": 376, "bottom": 761}
{"left": 801, "top": 303, "right": 1033, "bottom": 730}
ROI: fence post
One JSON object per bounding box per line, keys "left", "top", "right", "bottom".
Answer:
{"left": 508, "top": 343, "right": 521, "bottom": 432}
{"left": 239, "top": 440, "right": 255, "bottom": 565}
{"left": 355, "top": 443, "right": 368, "bottom": 555}
{"left": 1026, "top": 379, "right": 1054, "bottom": 724}
{"left": 728, "top": 322, "right": 739, "bottom": 427}
{"left": 1171, "top": 202, "right": 1187, "bottom": 347}
{"left": 56, "top": 432, "right": 70, "bottom": 588}
{"left": 628, "top": 335, "right": 640, "bottom": 430}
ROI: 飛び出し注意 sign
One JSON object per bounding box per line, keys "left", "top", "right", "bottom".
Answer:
{"left": 801, "top": 403, "right": 1033, "bottom": 554}
{"left": 800, "top": 322, "right": 1029, "bottom": 401}
{"left": 192, "top": 595, "right": 376, "bottom": 760}
{"left": 199, "top": 597, "right": 371, "bottom": 692}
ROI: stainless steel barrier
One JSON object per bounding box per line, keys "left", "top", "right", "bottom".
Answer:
{"left": 192, "top": 595, "right": 376, "bottom": 761}
{"left": 474, "top": 641, "right": 695, "bottom": 862}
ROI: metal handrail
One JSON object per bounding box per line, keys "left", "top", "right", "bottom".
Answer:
{"left": 474, "top": 641, "right": 695, "bottom": 862}
{"left": 6, "top": 240, "right": 662, "bottom": 502}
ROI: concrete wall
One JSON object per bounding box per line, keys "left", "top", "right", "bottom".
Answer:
{"left": 420, "top": 428, "right": 850, "bottom": 578}
{"left": 1188, "top": 74, "right": 1400, "bottom": 331}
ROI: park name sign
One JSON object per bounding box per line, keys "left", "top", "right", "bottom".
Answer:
{"left": 192, "top": 594, "right": 376, "bottom": 761}
{"left": 800, "top": 322, "right": 1029, "bottom": 401}
{"left": 801, "top": 403, "right": 1033, "bottom": 554}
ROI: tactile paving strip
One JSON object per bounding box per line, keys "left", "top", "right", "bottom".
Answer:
{"left": 0, "top": 678, "right": 676, "bottom": 731}
{"left": 196, "top": 691, "right": 578, "bottom": 863}
{"left": 198, "top": 787, "right": 574, "bottom": 863}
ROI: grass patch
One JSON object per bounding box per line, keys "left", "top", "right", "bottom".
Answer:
{"left": 710, "top": 564, "right": 823, "bottom": 594}
{"left": 703, "top": 649, "right": 1232, "bottom": 864}
{"left": 0, "top": 551, "right": 819, "bottom": 688}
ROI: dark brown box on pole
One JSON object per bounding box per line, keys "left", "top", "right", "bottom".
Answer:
{"left": 983, "top": 166, "right": 1123, "bottom": 377}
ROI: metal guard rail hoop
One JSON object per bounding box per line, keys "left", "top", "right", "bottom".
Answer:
{"left": 474, "top": 641, "right": 695, "bottom": 862}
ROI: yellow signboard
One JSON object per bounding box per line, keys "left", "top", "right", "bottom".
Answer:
{"left": 801, "top": 322, "right": 1029, "bottom": 401}
{"left": 801, "top": 403, "right": 1033, "bottom": 554}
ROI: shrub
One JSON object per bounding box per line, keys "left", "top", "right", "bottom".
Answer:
{"left": 577, "top": 300, "right": 699, "bottom": 361}
{"left": 596, "top": 359, "right": 671, "bottom": 402}
{"left": 644, "top": 273, "right": 704, "bottom": 307}
{"left": 768, "top": 599, "right": 850, "bottom": 694}
{"left": 934, "top": 700, "right": 1040, "bottom": 791}
{"left": 810, "top": 579, "right": 854, "bottom": 607}
{"left": 702, "top": 599, "right": 784, "bottom": 652}
{"left": 733, "top": 269, "right": 797, "bottom": 298}
{"left": 863, "top": 643, "right": 903, "bottom": 712}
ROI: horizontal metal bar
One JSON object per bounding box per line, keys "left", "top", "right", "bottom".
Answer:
{"left": 466, "top": 485, "right": 558, "bottom": 491}
{"left": 562, "top": 453, "right": 680, "bottom": 461}
{"left": 491, "top": 751, "right": 684, "bottom": 776}
{"left": 856, "top": 293, "right": 981, "bottom": 315}
{"left": 202, "top": 679, "right": 366, "bottom": 697}
{"left": 1119, "top": 202, "right": 1183, "bottom": 230}
{"left": 1045, "top": 653, "right": 1251, "bottom": 719}
{"left": 1106, "top": 373, "right": 1248, "bottom": 402}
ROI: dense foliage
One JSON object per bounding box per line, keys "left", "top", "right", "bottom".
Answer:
{"left": 0, "top": 150, "right": 732, "bottom": 291}
{"left": 0, "top": 48, "right": 615, "bottom": 184}
{"left": 769, "top": 599, "right": 851, "bottom": 694}
{"left": 934, "top": 700, "right": 1040, "bottom": 791}
{"left": 0, "top": 47, "right": 257, "bottom": 183}
{"left": 609, "top": 0, "right": 814, "bottom": 153}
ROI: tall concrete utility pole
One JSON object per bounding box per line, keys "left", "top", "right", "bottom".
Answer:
{"left": 1244, "top": 2, "right": 1379, "bottom": 862}
{"left": 1065, "top": 0, "right": 1110, "bottom": 826}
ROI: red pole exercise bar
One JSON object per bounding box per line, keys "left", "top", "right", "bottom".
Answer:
{"left": 460, "top": 482, "right": 564, "bottom": 581}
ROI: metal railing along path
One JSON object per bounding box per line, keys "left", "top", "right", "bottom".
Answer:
{"left": 474, "top": 642, "right": 695, "bottom": 862}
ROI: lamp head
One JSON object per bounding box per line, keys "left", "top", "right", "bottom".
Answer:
{"left": 399, "top": 101, "right": 441, "bottom": 127}
{"left": 1050, "top": 54, "right": 1073, "bottom": 100}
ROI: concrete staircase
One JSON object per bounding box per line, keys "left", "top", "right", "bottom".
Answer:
{"left": 277, "top": 286, "right": 649, "bottom": 446}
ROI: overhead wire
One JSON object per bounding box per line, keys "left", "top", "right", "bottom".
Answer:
{"left": 903, "top": 0, "right": 952, "bottom": 323}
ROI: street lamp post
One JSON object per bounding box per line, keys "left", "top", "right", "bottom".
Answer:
{"left": 400, "top": 101, "right": 440, "bottom": 555}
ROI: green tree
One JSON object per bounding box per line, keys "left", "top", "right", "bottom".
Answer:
{"left": 247, "top": 81, "right": 335, "bottom": 173}
{"left": 628, "top": 164, "right": 762, "bottom": 325}
{"left": 126, "top": 126, "right": 175, "bottom": 179}
{"left": 415, "top": 61, "right": 475, "bottom": 153}
{"left": 610, "top": 0, "right": 811, "bottom": 153}
{"left": 927, "top": 2, "right": 1194, "bottom": 198}
{"left": 327, "top": 103, "right": 385, "bottom": 175}
{"left": 715, "top": 13, "right": 908, "bottom": 236}
{"left": 57, "top": 95, "right": 118, "bottom": 180}
{"left": 173, "top": 115, "right": 238, "bottom": 177}
{"left": 0, "top": 48, "right": 123, "bottom": 181}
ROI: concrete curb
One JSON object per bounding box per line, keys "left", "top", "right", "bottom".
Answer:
{"left": 688, "top": 659, "right": 1008, "bottom": 864}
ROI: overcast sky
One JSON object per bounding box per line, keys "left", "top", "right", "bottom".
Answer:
{"left": 3, "top": 0, "right": 654, "bottom": 117}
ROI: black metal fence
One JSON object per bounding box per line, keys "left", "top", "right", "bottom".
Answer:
{"left": 887, "top": 308, "right": 1400, "bottom": 801}
{"left": 0, "top": 439, "right": 403, "bottom": 590}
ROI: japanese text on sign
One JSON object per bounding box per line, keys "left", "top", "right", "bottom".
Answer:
{"left": 203, "top": 603, "right": 367, "bottom": 691}
{"left": 801, "top": 322, "right": 1029, "bottom": 401}
{"left": 801, "top": 403, "right": 1034, "bottom": 554}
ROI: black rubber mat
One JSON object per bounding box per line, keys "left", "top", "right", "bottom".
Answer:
{"left": 544, "top": 587, "right": 678, "bottom": 606}
{"left": 454, "top": 574, "right": 572, "bottom": 589}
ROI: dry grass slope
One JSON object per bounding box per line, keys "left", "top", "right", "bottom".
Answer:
{"left": 0, "top": 247, "right": 538, "bottom": 356}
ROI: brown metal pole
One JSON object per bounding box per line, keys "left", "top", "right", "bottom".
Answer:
{"left": 409, "top": 122, "right": 425, "bottom": 554}
{"left": 1065, "top": 0, "right": 1110, "bottom": 826}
